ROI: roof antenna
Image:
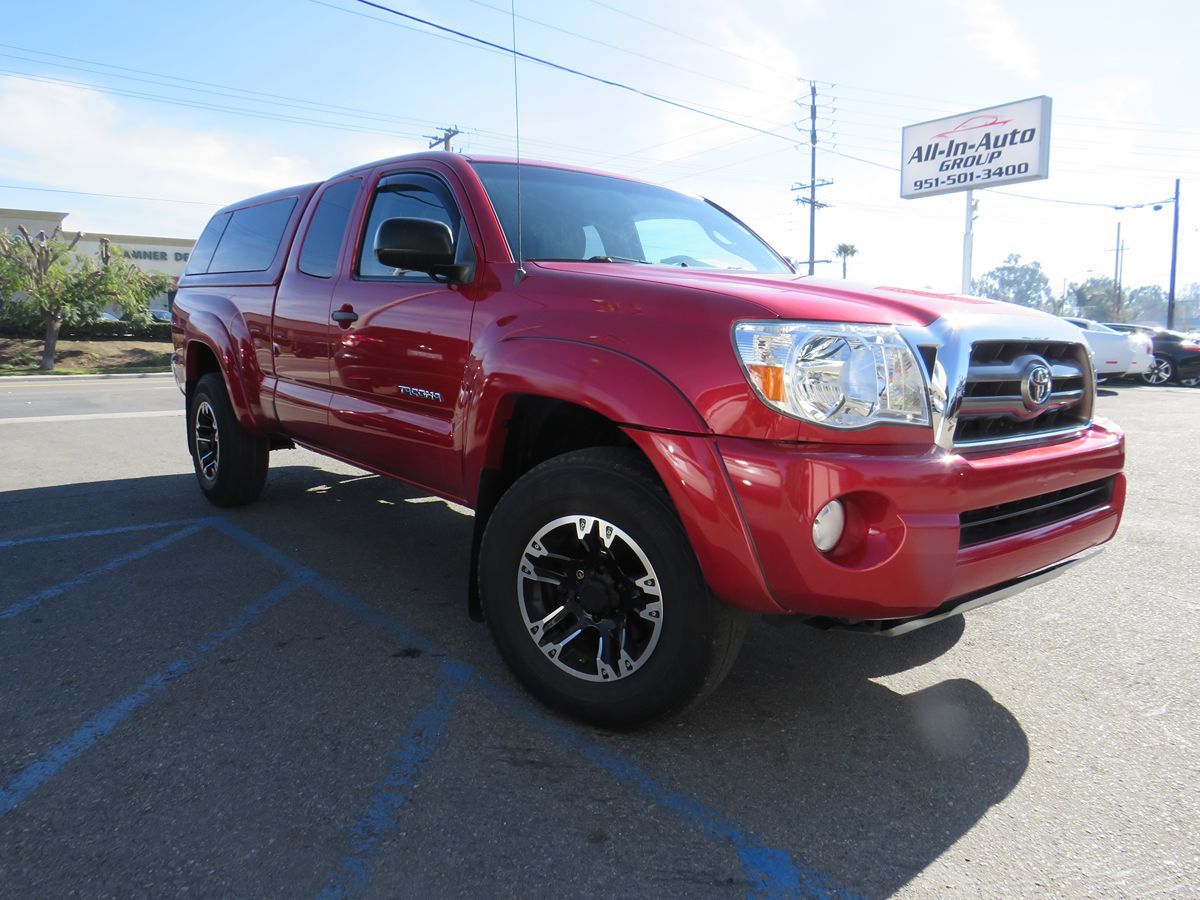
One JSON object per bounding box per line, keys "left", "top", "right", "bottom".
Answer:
{"left": 510, "top": 0, "right": 526, "bottom": 285}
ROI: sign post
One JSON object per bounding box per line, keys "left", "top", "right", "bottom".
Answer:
{"left": 962, "top": 189, "right": 974, "bottom": 295}
{"left": 901, "top": 96, "right": 1052, "bottom": 294}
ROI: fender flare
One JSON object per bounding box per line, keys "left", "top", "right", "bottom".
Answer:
{"left": 462, "top": 336, "right": 782, "bottom": 616}
{"left": 183, "top": 308, "right": 271, "bottom": 433}
{"left": 463, "top": 335, "right": 709, "bottom": 496}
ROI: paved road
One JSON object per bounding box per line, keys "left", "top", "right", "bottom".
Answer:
{"left": 0, "top": 379, "right": 1196, "bottom": 898}
{"left": 0, "top": 374, "right": 179, "bottom": 422}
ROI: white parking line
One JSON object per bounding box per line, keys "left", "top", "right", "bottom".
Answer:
{"left": 0, "top": 410, "right": 183, "bottom": 425}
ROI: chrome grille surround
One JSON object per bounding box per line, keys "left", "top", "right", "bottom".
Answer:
{"left": 897, "top": 313, "right": 1095, "bottom": 452}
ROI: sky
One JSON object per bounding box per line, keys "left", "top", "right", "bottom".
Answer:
{"left": 0, "top": 0, "right": 1197, "bottom": 297}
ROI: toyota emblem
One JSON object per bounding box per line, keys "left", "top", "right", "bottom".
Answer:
{"left": 1021, "top": 362, "right": 1053, "bottom": 410}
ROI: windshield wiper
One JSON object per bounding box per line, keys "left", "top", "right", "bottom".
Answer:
{"left": 586, "top": 255, "right": 651, "bottom": 264}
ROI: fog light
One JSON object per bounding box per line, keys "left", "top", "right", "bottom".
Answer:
{"left": 812, "top": 500, "right": 845, "bottom": 553}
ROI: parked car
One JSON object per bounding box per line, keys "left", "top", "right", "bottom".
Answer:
{"left": 1063, "top": 317, "right": 1152, "bottom": 378}
{"left": 172, "top": 152, "right": 1126, "bottom": 726}
{"left": 150, "top": 308, "right": 173, "bottom": 323}
{"left": 1103, "top": 324, "right": 1200, "bottom": 386}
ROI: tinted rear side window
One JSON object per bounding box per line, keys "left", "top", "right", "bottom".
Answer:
{"left": 298, "top": 179, "right": 361, "bottom": 278}
{"left": 184, "top": 212, "right": 230, "bottom": 275}
{"left": 208, "top": 198, "right": 297, "bottom": 274}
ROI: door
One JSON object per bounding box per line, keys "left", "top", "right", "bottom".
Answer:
{"left": 272, "top": 177, "right": 362, "bottom": 442}
{"left": 326, "top": 169, "right": 477, "bottom": 498}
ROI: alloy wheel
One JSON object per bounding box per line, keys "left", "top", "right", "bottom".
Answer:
{"left": 1143, "top": 357, "right": 1173, "bottom": 385}
{"left": 194, "top": 400, "right": 220, "bottom": 482}
{"left": 517, "top": 515, "right": 663, "bottom": 683}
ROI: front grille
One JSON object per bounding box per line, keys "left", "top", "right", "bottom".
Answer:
{"left": 959, "top": 477, "right": 1114, "bottom": 547}
{"left": 954, "top": 340, "right": 1092, "bottom": 447}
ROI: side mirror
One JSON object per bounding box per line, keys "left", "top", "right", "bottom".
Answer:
{"left": 374, "top": 217, "right": 470, "bottom": 284}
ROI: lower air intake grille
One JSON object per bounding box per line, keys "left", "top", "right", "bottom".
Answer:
{"left": 959, "top": 477, "right": 1115, "bottom": 548}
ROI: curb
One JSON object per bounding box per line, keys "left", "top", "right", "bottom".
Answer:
{"left": 1, "top": 371, "right": 173, "bottom": 383}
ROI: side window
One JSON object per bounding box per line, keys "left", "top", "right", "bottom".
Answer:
{"left": 208, "top": 197, "right": 297, "bottom": 274}
{"left": 357, "top": 173, "right": 467, "bottom": 281}
{"left": 298, "top": 179, "right": 361, "bottom": 278}
{"left": 185, "top": 212, "right": 230, "bottom": 275}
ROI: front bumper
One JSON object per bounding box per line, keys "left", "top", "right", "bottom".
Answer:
{"left": 625, "top": 421, "right": 1124, "bottom": 620}
{"left": 718, "top": 421, "right": 1125, "bottom": 619}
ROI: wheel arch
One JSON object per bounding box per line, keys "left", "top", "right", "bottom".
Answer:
{"left": 459, "top": 337, "right": 783, "bottom": 621}
{"left": 181, "top": 308, "right": 270, "bottom": 432}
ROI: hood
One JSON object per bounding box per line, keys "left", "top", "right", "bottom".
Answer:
{"left": 530, "top": 262, "right": 1047, "bottom": 327}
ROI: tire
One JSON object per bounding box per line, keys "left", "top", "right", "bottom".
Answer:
{"left": 188, "top": 373, "right": 269, "bottom": 506}
{"left": 479, "top": 447, "right": 745, "bottom": 728}
{"left": 1141, "top": 356, "right": 1173, "bottom": 385}
{"left": 1179, "top": 374, "right": 1200, "bottom": 388}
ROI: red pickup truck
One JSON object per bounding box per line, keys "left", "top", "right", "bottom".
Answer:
{"left": 173, "top": 152, "right": 1125, "bottom": 725}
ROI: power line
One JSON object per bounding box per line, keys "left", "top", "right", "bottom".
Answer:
{"left": 0, "top": 43, "right": 436, "bottom": 128}
{"left": 458, "top": 0, "right": 796, "bottom": 105}
{"left": 817, "top": 145, "right": 1181, "bottom": 209}
{"left": 580, "top": 0, "right": 808, "bottom": 83}
{"left": 0, "top": 43, "right": 805, "bottom": 175}
{"left": 0, "top": 183, "right": 219, "bottom": 206}
{"left": 0, "top": 70, "right": 431, "bottom": 141}
{"left": 347, "top": 0, "right": 807, "bottom": 146}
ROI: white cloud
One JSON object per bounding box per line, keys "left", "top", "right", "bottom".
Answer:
{"left": 948, "top": 0, "right": 1041, "bottom": 81}
{"left": 0, "top": 77, "right": 424, "bottom": 238}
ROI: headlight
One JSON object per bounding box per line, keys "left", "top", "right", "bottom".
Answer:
{"left": 733, "top": 321, "right": 930, "bottom": 428}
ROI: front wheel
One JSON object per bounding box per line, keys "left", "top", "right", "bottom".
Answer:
{"left": 1141, "top": 356, "right": 1173, "bottom": 385}
{"left": 479, "top": 448, "right": 745, "bottom": 727}
{"left": 188, "top": 373, "right": 269, "bottom": 506}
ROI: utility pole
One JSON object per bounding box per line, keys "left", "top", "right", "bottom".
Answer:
{"left": 961, "top": 190, "right": 978, "bottom": 294}
{"left": 791, "top": 81, "right": 831, "bottom": 275}
{"left": 1111, "top": 220, "right": 1122, "bottom": 321}
{"left": 1167, "top": 178, "right": 1181, "bottom": 329}
{"left": 424, "top": 125, "right": 461, "bottom": 152}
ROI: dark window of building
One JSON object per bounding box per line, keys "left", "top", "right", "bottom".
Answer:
{"left": 357, "top": 173, "right": 470, "bottom": 281}
{"left": 298, "top": 179, "right": 361, "bottom": 278}
{"left": 207, "top": 198, "right": 297, "bottom": 274}
{"left": 184, "top": 212, "right": 231, "bottom": 275}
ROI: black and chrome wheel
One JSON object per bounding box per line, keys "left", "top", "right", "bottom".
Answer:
{"left": 193, "top": 398, "right": 221, "bottom": 486}
{"left": 1179, "top": 374, "right": 1200, "bottom": 388}
{"left": 480, "top": 447, "right": 745, "bottom": 727}
{"left": 188, "top": 373, "right": 269, "bottom": 507}
{"left": 1141, "top": 356, "right": 1173, "bottom": 385}
{"left": 517, "top": 514, "right": 664, "bottom": 683}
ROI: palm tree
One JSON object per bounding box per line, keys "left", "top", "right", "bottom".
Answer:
{"left": 834, "top": 243, "right": 858, "bottom": 279}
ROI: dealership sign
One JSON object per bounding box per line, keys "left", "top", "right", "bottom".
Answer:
{"left": 900, "top": 96, "right": 1052, "bottom": 199}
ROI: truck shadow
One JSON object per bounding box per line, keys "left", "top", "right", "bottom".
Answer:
{"left": 1, "top": 462, "right": 1029, "bottom": 898}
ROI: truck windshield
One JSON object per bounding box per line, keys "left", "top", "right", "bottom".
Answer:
{"left": 472, "top": 162, "right": 791, "bottom": 274}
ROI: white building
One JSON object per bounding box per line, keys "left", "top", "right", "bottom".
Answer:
{"left": 0, "top": 208, "right": 196, "bottom": 311}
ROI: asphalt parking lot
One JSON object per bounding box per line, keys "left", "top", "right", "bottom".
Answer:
{"left": 1, "top": 375, "right": 1197, "bottom": 898}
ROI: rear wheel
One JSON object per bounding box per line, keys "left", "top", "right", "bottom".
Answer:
{"left": 188, "top": 373, "right": 269, "bottom": 506}
{"left": 479, "top": 448, "right": 745, "bottom": 727}
{"left": 1141, "top": 356, "right": 1173, "bottom": 385}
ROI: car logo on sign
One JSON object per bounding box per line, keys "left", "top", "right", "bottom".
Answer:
{"left": 1021, "top": 362, "right": 1053, "bottom": 410}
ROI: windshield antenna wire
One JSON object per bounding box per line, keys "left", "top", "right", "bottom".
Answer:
{"left": 510, "top": 0, "right": 526, "bottom": 284}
